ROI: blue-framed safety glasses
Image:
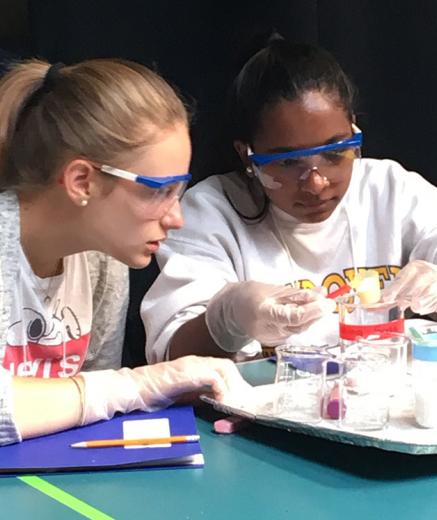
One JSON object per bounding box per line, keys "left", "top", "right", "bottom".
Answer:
{"left": 98, "top": 164, "right": 192, "bottom": 216}
{"left": 247, "top": 124, "right": 362, "bottom": 189}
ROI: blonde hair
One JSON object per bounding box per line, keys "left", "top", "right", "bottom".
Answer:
{"left": 0, "top": 58, "right": 188, "bottom": 191}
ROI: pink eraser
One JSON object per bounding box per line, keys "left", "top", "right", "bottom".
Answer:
{"left": 214, "top": 416, "right": 247, "bottom": 434}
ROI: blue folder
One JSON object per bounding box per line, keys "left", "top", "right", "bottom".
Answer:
{"left": 0, "top": 405, "right": 204, "bottom": 474}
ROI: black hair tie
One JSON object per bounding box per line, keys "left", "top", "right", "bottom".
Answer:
{"left": 16, "top": 62, "right": 65, "bottom": 121}
{"left": 40, "top": 62, "right": 64, "bottom": 94}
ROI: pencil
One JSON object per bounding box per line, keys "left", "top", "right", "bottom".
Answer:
{"left": 70, "top": 434, "right": 200, "bottom": 448}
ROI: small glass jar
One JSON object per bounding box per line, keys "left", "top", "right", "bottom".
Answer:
{"left": 337, "top": 295, "right": 404, "bottom": 349}
{"left": 339, "top": 347, "right": 391, "bottom": 431}
{"left": 413, "top": 331, "right": 437, "bottom": 428}
{"left": 274, "top": 345, "right": 332, "bottom": 424}
{"left": 353, "top": 333, "right": 409, "bottom": 396}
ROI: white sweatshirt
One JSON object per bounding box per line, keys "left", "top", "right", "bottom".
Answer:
{"left": 141, "top": 158, "right": 437, "bottom": 363}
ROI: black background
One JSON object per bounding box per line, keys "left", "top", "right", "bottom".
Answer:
{"left": 1, "top": 0, "right": 435, "bottom": 186}
{"left": 0, "top": 0, "right": 437, "bottom": 184}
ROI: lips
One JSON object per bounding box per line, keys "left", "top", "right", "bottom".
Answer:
{"left": 296, "top": 198, "right": 335, "bottom": 211}
{"left": 145, "top": 235, "right": 166, "bottom": 251}
{"left": 145, "top": 242, "right": 160, "bottom": 253}
{"left": 147, "top": 235, "right": 166, "bottom": 244}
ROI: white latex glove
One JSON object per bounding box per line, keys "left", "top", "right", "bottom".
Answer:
{"left": 79, "top": 356, "right": 251, "bottom": 425}
{"left": 205, "top": 281, "right": 336, "bottom": 352}
{"left": 381, "top": 260, "right": 437, "bottom": 314}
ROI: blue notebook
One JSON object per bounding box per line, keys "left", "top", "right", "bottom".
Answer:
{"left": 0, "top": 405, "right": 204, "bottom": 474}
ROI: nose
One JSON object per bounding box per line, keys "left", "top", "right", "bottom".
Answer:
{"left": 159, "top": 199, "right": 184, "bottom": 230}
{"left": 299, "top": 167, "right": 330, "bottom": 195}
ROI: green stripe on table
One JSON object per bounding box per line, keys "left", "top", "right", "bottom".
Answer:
{"left": 17, "top": 476, "right": 114, "bottom": 520}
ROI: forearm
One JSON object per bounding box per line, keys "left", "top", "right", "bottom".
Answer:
{"left": 9, "top": 350, "right": 250, "bottom": 442}
{"left": 11, "top": 376, "right": 83, "bottom": 440}
{"left": 168, "top": 313, "right": 233, "bottom": 360}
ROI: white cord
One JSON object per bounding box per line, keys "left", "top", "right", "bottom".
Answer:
{"left": 343, "top": 199, "right": 359, "bottom": 277}
{"left": 18, "top": 270, "right": 28, "bottom": 375}
{"left": 269, "top": 209, "right": 300, "bottom": 288}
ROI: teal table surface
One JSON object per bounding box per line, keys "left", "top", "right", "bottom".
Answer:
{"left": 3, "top": 360, "right": 437, "bottom": 519}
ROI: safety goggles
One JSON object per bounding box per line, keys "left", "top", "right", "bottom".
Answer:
{"left": 247, "top": 125, "right": 362, "bottom": 189}
{"left": 95, "top": 164, "right": 191, "bottom": 216}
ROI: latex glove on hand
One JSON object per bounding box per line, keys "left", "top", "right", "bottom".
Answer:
{"left": 79, "top": 356, "right": 251, "bottom": 425}
{"left": 381, "top": 260, "right": 437, "bottom": 314}
{"left": 205, "top": 281, "right": 336, "bottom": 352}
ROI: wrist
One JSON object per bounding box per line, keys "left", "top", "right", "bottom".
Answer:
{"left": 79, "top": 369, "right": 145, "bottom": 425}
{"left": 206, "top": 283, "right": 253, "bottom": 352}
{"left": 132, "top": 364, "right": 175, "bottom": 410}
{"left": 205, "top": 305, "right": 252, "bottom": 352}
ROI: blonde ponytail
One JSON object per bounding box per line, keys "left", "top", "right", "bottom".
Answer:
{"left": 0, "top": 60, "right": 48, "bottom": 188}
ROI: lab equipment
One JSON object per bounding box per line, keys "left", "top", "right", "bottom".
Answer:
{"left": 412, "top": 326, "right": 437, "bottom": 428}
{"left": 274, "top": 344, "right": 331, "bottom": 423}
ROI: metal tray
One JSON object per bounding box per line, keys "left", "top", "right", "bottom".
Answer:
{"left": 202, "top": 382, "right": 437, "bottom": 455}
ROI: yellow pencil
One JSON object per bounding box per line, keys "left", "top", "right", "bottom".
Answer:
{"left": 70, "top": 434, "right": 200, "bottom": 448}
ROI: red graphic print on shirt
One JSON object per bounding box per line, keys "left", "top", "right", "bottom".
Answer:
{"left": 3, "top": 334, "right": 90, "bottom": 377}
{"left": 3, "top": 301, "right": 91, "bottom": 377}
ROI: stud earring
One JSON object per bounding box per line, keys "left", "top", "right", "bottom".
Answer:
{"left": 245, "top": 166, "right": 254, "bottom": 176}
{"left": 80, "top": 199, "right": 88, "bottom": 207}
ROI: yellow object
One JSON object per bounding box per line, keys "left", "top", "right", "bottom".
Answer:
{"left": 70, "top": 434, "right": 200, "bottom": 448}
{"left": 350, "top": 269, "right": 381, "bottom": 304}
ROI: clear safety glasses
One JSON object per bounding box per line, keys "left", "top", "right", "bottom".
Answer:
{"left": 247, "top": 124, "right": 362, "bottom": 190}
{"left": 96, "top": 164, "right": 192, "bottom": 216}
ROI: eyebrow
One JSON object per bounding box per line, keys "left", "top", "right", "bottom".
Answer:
{"left": 265, "top": 133, "right": 352, "bottom": 154}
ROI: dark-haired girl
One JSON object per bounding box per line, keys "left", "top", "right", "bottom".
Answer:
{"left": 143, "top": 39, "right": 437, "bottom": 363}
